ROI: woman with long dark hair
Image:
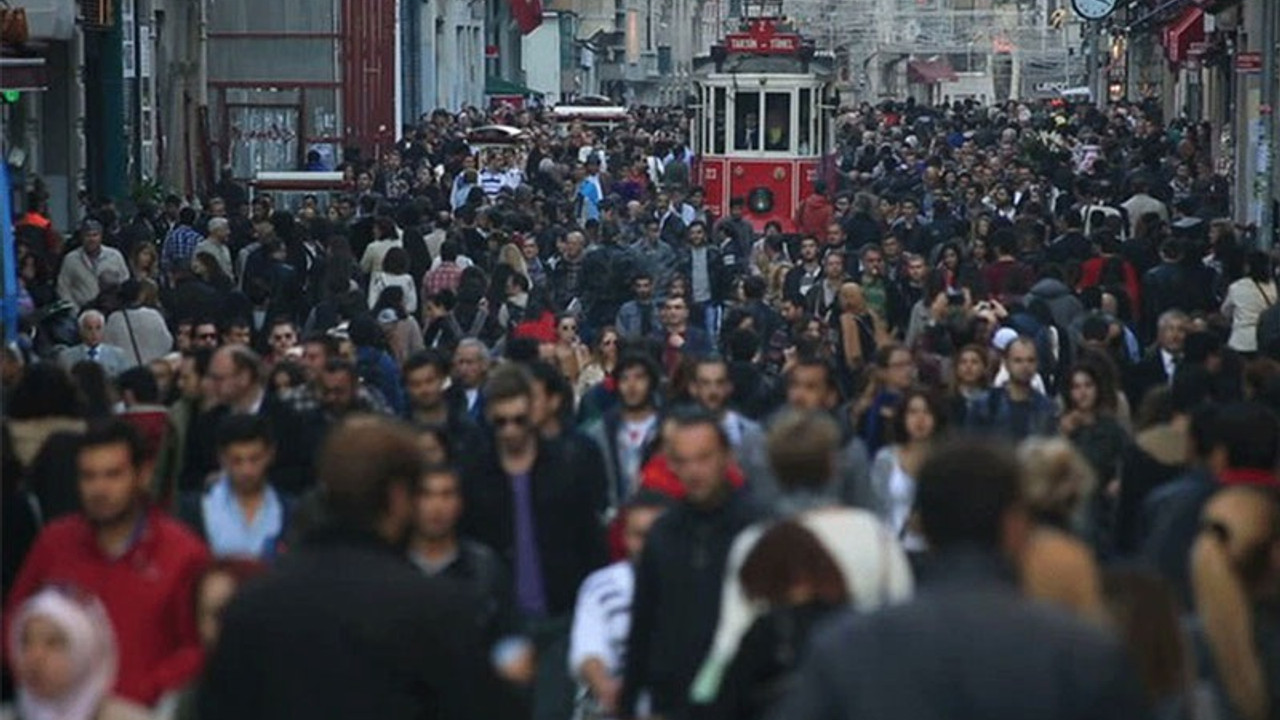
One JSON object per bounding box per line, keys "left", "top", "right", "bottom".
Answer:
{"left": 1223, "top": 250, "right": 1276, "bottom": 358}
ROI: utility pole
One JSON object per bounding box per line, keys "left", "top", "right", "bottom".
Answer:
{"left": 1260, "top": 0, "right": 1278, "bottom": 249}
{"left": 1083, "top": 20, "right": 1104, "bottom": 109}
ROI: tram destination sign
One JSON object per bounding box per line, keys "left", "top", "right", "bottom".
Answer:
{"left": 725, "top": 31, "right": 800, "bottom": 54}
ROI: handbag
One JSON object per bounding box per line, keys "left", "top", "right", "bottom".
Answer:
{"left": 0, "top": 1, "right": 29, "bottom": 46}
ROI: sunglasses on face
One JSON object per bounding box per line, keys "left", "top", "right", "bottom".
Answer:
{"left": 491, "top": 414, "right": 530, "bottom": 428}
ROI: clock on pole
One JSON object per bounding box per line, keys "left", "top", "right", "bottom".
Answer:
{"left": 1071, "top": 0, "right": 1117, "bottom": 21}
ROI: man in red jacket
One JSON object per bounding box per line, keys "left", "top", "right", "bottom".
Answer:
{"left": 794, "top": 179, "right": 834, "bottom": 240}
{"left": 5, "top": 420, "right": 210, "bottom": 707}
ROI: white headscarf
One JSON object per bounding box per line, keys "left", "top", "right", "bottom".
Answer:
{"left": 9, "top": 588, "right": 118, "bottom": 720}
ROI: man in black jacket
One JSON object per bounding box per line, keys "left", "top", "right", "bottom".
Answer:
{"left": 460, "top": 364, "right": 609, "bottom": 720}
{"left": 770, "top": 440, "right": 1153, "bottom": 720}
{"left": 199, "top": 417, "right": 495, "bottom": 720}
{"left": 621, "top": 409, "right": 765, "bottom": 720}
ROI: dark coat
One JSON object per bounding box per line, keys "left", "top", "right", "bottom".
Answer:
{"left": 621, "top": 489, "right": 765, "bottom": 718}
{"left": 768, "top": 549, "right": 1154, "bottom": 720}
{"left": 458, "top": 437, "right": 609, "bottom": 617}
{"left": 677, "top": 243, "right": 730, "bottom": 304}
{"left": 198, "top": 527, "right": 495, "bottom": 720}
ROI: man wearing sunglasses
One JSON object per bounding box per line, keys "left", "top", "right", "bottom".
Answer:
{"left": 459, "top": 364, "right": 609, "bottom": 720}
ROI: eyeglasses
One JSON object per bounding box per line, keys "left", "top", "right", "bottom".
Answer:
{"left": 491, "top": 414, "right": 530, "bottom": 428}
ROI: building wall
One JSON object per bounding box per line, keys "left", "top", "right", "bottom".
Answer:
{"left": 523, "top": 14, "right": 564, "bottom": 103}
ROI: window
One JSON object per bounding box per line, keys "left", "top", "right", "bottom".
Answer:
{"left": 799, "top": 88, "right": 812, "bottom": 155}
{"left": 734, "top": 91, "right": 759, "bottom": 151}
{"left": 764, "top": 92, "right": 791, "bottom": 152}
{"left": 713, "top": 87, "right": 727, "bottom": 154}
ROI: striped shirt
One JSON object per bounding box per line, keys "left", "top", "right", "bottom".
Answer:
{"left": 569, "top": 561, "right": 635, "bottom": 678}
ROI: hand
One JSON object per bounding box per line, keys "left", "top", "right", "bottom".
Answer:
{"left": 929, "top": 292, "right": 949, "bottom": 322}
{"left": 592, "top": 678, "right": 622, "bottom": 716}
{"left": 496, "top": 645, "right": 536, "bottom": 686}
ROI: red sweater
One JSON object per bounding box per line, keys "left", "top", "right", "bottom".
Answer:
{"left": 5, "top": 507, "right": 210, "bottom": 705}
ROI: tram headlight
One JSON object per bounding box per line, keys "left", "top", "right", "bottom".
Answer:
{"left": 748, "top": 187, "right": 774, "bottom": 215}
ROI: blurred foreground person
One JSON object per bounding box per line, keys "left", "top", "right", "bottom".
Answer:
{"left": 770, "top": 439, "right": 1153, "bottom": 720}
{"left": 5, "top": 420, "right": 209, "bottom": 707}
{"left": 198, "top": 416, "right": 493, "bottom": 719}
{"left": 4, "top": 588, "right": 151, "bottom": 720}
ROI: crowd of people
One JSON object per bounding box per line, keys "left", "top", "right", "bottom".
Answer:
{"left": 3, "top": 93, "right": 1280, "bottom": 720}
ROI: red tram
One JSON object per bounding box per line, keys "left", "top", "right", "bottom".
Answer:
{"left": 691, "top": 2, "right": 837, "bottom": 233}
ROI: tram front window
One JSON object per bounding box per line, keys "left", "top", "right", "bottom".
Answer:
{"left": 764, "top": 92, "right": 791, "bottom": 151}
{"left": 735, "top": 93, "right": 760, "bottom": 150}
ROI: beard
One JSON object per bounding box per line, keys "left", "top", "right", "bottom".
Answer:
{"left": 85, "top": 498, "right": 140, "bottom": 530}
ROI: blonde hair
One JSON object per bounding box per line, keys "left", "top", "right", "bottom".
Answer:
{"left": 1018, "top": 437, "right": 1096, "bottom": 526}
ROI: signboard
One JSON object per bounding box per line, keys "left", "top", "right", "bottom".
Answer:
{"left": 1237, "top": 52, "right": 1263, "bottom": 73}
{"left": 725, "top": 33, "right": 799, "bottom": 53}
{"left": 1188, "top": 41, "right": 1209, "bottom": 57}
{"left": 485, "top": 44, "right": 500, "bottom": 59}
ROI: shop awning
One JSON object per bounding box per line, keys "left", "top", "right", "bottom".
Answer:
{"left": 484, "top": 76, "right": 543, "bottom": 97}
{"left": 1163, "top": 6, "right": 1205, "bottom": 65}
{"left": 0, "top": 58, "right": 49, "bottom": 91}
{"left": 907, "top": 57, "right": 957, "bottom": 85}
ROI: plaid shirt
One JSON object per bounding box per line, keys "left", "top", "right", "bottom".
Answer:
{"left": 279, "top": 383, "right": 392, "bottom": 415}
{"left": 161, "top": 224, "right": 204, "bottom": 275}
{"left": 422, "top": 261, "right": 464, "bottom": 298}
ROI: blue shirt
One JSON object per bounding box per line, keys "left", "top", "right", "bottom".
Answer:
{"left": 201, "top": 477, "right": 285, "bottom": 559}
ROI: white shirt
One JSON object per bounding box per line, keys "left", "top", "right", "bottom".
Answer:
{"left": 691, "top": 509, "right": 914, "bottom": 702}
{"left": 1161, "top": 348, "right": 1178, "bottom": 383}
{"left": 568, "top": 561, "right": 634, "bottom": 678}
{"left": 617, "top": 416, "right": 658, "bottom": 492}
{"left": 1223, "top": 277, "right": 1277, "bottom": 353}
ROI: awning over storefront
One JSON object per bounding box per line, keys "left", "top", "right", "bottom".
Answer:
{"left": 907, "top": 57, "right": 957, "bottom": 85}
{"left": 1163, "top": 6, "right": 1205, "bottom": 65}
{"left": 0, "top": 57, "right": 49, "bottom": 91}
{"left": 484, "top": 76, "right": 543, "bottom": 97}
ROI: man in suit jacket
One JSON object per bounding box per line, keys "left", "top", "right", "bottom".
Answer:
{"left": 199, "top": 418, "right": 496, "bottom": 720}
{"left": 459, "top": 365, "right": 608, "bottom": 720}
{"left": 206, "top": 344, "right": 318, "bottom": 495}
{"left": 60, "top": 309, "right": 132, "bottom": 378}
{"left": 770, "top": 440, "right": 1152, "bottom": 720}
{"left": 1126, "top": 309, "right": 1187, "bottom": 409}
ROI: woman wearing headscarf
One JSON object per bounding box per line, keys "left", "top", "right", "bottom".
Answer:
{"left": 4, "top": 587, "right": 150, "bottom": 720}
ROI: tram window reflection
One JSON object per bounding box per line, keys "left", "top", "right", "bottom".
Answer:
{"left": 765, "top": 92, "right": 790, "bottom": 151}
{"left": 799, "top": 88, "right": 812, "bottom": 155}
{"left": 714, "top": 87, "right": 727, "bottom": 154}
{"left": 735, "top": 92, "right": 760, "bottom": 150}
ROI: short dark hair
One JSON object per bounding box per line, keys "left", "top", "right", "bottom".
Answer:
{"left": 484, "top": 363, "right": 534, "bottom": 405}
{"left": 1199, "top": 402, "right": 1280, "bottom": 471}
{"left": 301, "top": 332, "right": 340, "bottom": 358}
{"left": 216, "top": 413, "right": 275, "bottom": 450}
{"left": 323, "top": 358, "right": 359, "bottom": 381}
{"left": 403, "top": 348, "right": 451, "bottom": 378}
{"left": 79, "top": 419, "right": 146, "bottom": 469}
{"left": 917, "top": 439, "right": 1024, "bottom": 551}
{"left": 319, "top": 417, "right": 427, "bottom": 529}
{"left": 666, "top": 406, "right": 730, "bottom": 450}
{"left": 614, "top": 352, "right": 662, "bottom": 390}
{"left": 117, "top": 366, "right": 161, "bottom": 405}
